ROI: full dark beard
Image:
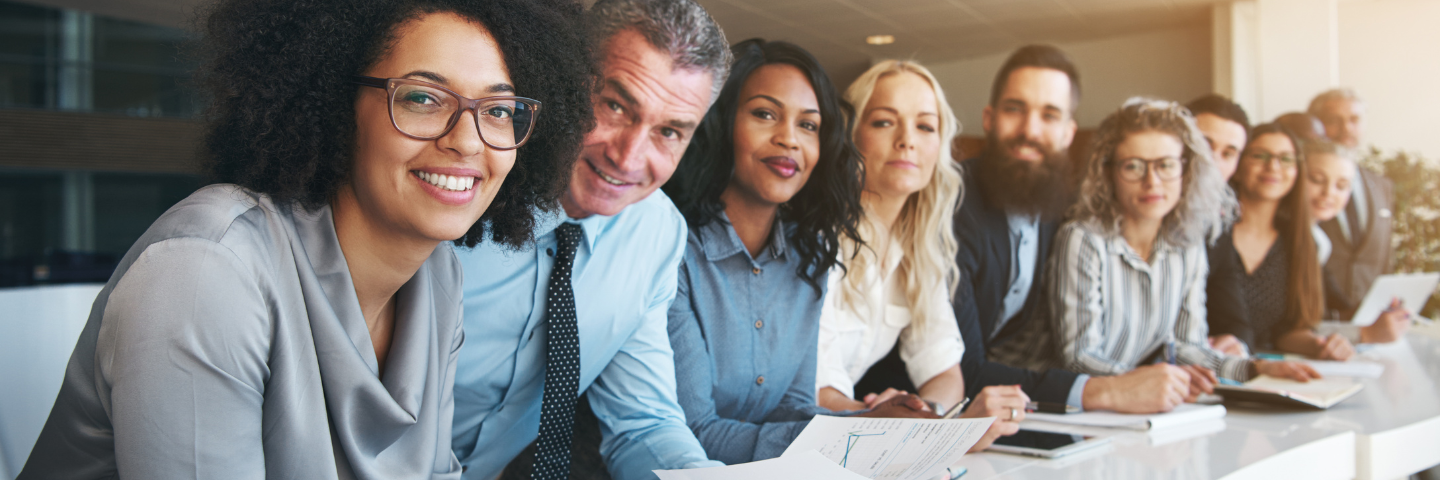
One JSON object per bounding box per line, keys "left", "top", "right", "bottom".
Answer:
{"left": 975, "top": 134, "right": 1073, "bottom": 217}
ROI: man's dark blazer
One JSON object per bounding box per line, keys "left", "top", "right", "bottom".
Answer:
{"left": 1319, "top": 167, "right": 1394, "bottom": 319}
{"left": 853, "top": 158, "right": 1080, "bottom": 404}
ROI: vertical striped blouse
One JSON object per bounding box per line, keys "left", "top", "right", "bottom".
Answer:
{"left": 1041, "top": 220, "right": 1252, "bottom": 381}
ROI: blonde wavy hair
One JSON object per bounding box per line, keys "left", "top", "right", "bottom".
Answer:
{"left": 838, "top": 60, "right": 964, "bottom": 331}
{"left": 1069, "top": 97, "right": 1236, "bottom": 248}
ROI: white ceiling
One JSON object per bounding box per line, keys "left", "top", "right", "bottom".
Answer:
{"left": 16, "top": 0, "right": 1223, "bottom": 86}
{"left": 697, "top": 0, "right": 1223, "bottom": 84}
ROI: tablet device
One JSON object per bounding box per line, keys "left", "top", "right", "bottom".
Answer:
{"left": 985, "top": 429, "right": 1112, "bottom": 458}
{"left": 1348, "top": 272, "right": 1440, "bottom": 326}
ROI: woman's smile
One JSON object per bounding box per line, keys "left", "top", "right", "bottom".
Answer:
{"left": 760, "top": 156, "right": 800, "bottom": 178}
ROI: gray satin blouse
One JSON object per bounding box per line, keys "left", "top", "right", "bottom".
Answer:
{"left": 20, "top": 184, "right": 464, "bottom": 479}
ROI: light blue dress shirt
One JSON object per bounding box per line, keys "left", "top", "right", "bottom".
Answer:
{"left": 450, "top": 192, "right": 720, "bottom": 480}
{"left": 668, "top": 214, "right": 832, "bottom": 464}
{"left": 1004, "top": 211, "right": 1089, "bottom": 409}
{"left": 999, "top": 212, "right": 1040, "bottom": 332}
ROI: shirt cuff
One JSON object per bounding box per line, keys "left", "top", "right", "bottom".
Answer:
{"left": 1220, "top": 356, "right": 1253, "bottom": 382}
{"left": 682, "top": 460, "right": 725, "bottom": 469}
{"left": 1316, "top": 320, "right": 1364, "bottom": 344}
{"left": 1066, "top": 374, "right": 1090, "bottom": 411}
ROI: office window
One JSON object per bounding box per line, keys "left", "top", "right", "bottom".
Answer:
{"left": 92, "top": 16, "right": 197, "bottom": 117}
{"left": 0, "top": 1, "right": 59, "bottom": 109}
{"left": 92, "top": 172, "right": 202, "bottom": 257}
{"left": 0, "top": 172, "right": 64, "bottom": 260}
{"left": 0, "top": 0, "right": 197, "bottom": 117}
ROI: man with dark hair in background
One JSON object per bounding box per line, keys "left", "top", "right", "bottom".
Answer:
{"left": 1308, "top": 88, "right": 1394, "bottom": 319}
{"left": 1186, "top": 93, "right": 1251, "bottom": 356}
{"left": 1186, "top": 94, "right": 1250, "bottom": 181}
{"left": 859, "top": 45, "right": 1198, "bottom": 415}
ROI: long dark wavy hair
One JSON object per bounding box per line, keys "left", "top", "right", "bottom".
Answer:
{"left": 1234, "top": 123, "right": 1324, "bottom": 330}
{"left": 198, "top": 0, "right": 594, "bottom": 248}
{"left": 663, "top": 38, "right": 864, "bottom": 295}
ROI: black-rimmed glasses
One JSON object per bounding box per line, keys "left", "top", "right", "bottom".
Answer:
{"left": 1113, "top": 156, "right": 1185, "bottom": 181}
{"left": 351, "top": 76, "right": 541, "bottom": 150}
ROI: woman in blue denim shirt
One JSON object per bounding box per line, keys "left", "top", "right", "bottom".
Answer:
{"left": 660, "top": 39, "right": 931, "bottom": 464}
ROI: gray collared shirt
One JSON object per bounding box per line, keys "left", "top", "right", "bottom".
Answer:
{"left": 669, "top": 213, "right": 831, "bottom": 464}
{"left": 21, "top": 185, "right": 464, "bottom": 479}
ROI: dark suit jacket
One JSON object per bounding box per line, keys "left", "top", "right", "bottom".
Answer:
{"left": 854, "top": 158, "right": 1080, "bottom": 404}
{"left": 1319, "top": 167, "right": 1394, "bottom": 319}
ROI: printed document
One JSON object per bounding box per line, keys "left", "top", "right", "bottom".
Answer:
{"left": 780, "top": 415, "right": 994, "bottom": 480}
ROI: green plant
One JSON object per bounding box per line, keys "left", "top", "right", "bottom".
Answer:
{"left": 1360, "top": 148, "right": 1440, "bottom": 319}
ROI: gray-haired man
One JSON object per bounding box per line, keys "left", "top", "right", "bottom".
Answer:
{"left": 1308, "top": 88, "right": 1395, "bottom": 319}
{"left": 450, "top": 0, "right": 731, "bottom": 479}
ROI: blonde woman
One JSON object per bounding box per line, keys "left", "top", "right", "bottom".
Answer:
{"left": 815, "top": 60, "right": 1026, "bottom": 450}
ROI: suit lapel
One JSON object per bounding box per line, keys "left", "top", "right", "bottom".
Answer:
{"left": 981, "top": 197, "right": 1011, "bottom": 341}
{"left": 1352, "top": 169, "right": 1386, "bottom": 253}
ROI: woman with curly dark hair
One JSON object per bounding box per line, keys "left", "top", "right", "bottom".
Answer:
{"left": 660, "top": 39, "right": 875, "bottom": 463}
{"left": 19, "top": 0, "right": 591, "bottom": 477}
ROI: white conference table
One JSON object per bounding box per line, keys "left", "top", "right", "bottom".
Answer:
{"left": 951, "top": 329, "right": 1440, "bottom": 480}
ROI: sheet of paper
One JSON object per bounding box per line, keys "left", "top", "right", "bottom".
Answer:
{"left": 1024, "top": 403, "right": 1226, "bottom": 431}
{"left": 654, "top": 450, "right": 869, "bottom": 480}
{"left": 780, "top": 415, "right": 993, "bottom": 480}
{"left": 1300, "top": 359, "right": 1385, "bottom": 378}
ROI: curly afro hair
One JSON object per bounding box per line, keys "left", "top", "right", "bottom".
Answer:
{"left": 198, "top": 0, "right": 594, "bottom": 248}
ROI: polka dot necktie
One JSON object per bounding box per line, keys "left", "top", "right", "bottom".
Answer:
{"left": 533, "top": 223, "right": 583, "bottom": 480}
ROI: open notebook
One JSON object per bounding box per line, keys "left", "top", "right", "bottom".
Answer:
{"left": 1213, "top": 375, "right": 1363, "bottom": 409}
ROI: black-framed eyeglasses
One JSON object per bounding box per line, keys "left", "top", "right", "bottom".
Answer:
{"left": 351, "top": 76, "right": 541, "bottom": 150}
{"left": 1243, "top": 150, "right": 1297, "bottom": 167}
{"left": 1112, "top": 156, "right": 1185, "bottom": 181}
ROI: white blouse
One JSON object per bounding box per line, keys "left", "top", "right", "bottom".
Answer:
{"left": 815, "top": 241, "right": 965, "bottom": 400}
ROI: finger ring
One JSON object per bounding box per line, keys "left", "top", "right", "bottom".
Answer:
{"left": 1010, "top": 408, "right": 1018, "bottom": 420}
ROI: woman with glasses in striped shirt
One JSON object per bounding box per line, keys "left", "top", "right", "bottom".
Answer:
{"left": 1000, "top": 99, "right": 1320, "bottom": 407}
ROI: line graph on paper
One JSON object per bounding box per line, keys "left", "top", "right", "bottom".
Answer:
{"left": 793, "top": 417, "right": 991, "bottom": 480}
{"left": 840, "top": 430, "right": 886, "bottom": 467}
{"left": 810, "top": 419, "right": 910, "bottom": 477}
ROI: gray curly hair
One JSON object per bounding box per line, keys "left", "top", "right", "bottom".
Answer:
{"left": 1069, "top": 97, "right": 1236, "bottom": 248}
{"left": 587, "top": 0, "right": 731, "bottom": 102}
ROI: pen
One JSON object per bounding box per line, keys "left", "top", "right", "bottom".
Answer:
{"left": 943, "top": 397, "right": 970, "bottom": 419}
{"left": 1165, "top": 338, "right": 1177, "bottom": 365}
{"left": 1025, "top": 401, "right": 1080, "bottom": 414}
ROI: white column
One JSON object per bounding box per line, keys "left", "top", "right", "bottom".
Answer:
{"left": 61, "top": 171, "right": 93, "bottom": 252}
{"left": 57, "top": 9, "right": 93, "bottom": 111}
{"left": 1212, "top": 0, "right": 1339, "bottom": 123}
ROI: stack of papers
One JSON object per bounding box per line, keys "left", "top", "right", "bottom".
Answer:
{"left": 659, "top": 416, "right": 993, "bottom": 480}
{"left": 1024, "top": 403, "right": 1227, "bottom": 431}
{"left": 782, "top": 416, "right": 994, "bottom": 480}
{"left": 654, "top": 451, "right": 867, "bottom": 480}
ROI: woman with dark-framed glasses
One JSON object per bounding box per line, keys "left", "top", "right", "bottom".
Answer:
{"left": 998, "top": 99, "right": 1320, "bottom": 406}
{"left": 19, "top": 0, "right": 590, "bottom": 477}
{"left": 1204, "top": 124, "right": 1404, "bottom": 361}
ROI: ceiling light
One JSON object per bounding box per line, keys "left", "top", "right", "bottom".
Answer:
{"left": 866, "top": 35, "right": 895, "bottom": 45}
